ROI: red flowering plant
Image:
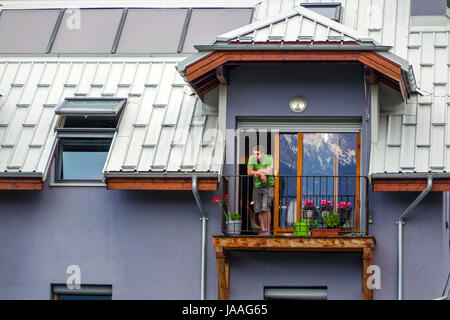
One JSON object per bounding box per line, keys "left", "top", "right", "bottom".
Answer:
{"left": 213, "top": 194, "right": 241, "bottom": 221}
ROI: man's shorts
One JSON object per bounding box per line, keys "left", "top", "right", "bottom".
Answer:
{"left": 253, "top": 186, "right": 274, "bottom": 214}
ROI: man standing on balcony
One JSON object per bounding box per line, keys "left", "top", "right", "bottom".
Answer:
{"left": 248, "top": 145, "right": 275, "bottom": 236}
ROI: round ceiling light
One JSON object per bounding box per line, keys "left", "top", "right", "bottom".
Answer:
{"left": 289, "top": 96, "right": 307, "bottom": 113}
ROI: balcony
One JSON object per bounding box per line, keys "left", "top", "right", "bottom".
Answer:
{"left": 216, "top": 175, "right": 369, "bottom": 236}
{"left": 212, "top": 175, "right": 375, "bottom": 300}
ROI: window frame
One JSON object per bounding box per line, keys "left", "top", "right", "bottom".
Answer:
{"left": 264, "top": 286, "right": 328, "bottom": 300}
{"left": 55, "top": 137, "right": 113, "bottom": 183}
{"left": 55, "top": 97, "right": 127, "bottom": 117}
{"left": 273, "top": 132, "right": 361, "bottom": 235}
{"left": 51, "top": 284, "right": 112, "bottom": 300}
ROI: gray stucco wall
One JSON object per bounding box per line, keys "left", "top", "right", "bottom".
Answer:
{"left": 370, "top": 190, "right": 449, "bottom": 299}
{"left": 0, "top": 182, "right": 222, "bottom": 299}
{"left": 0, "top": 63, "right": 448, "bottom": 300}
{"left": 411, "top": 0, "right": 447, "bottom": 16}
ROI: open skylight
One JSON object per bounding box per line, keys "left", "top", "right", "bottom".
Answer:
{"left": 55, "top": 98, "right": 127, "bottom": 116}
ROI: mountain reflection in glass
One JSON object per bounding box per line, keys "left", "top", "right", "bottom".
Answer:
{"left": 279, "top": 134, "right": 298, "bottom": 227}
{"left": 302, "top": 133, "right": 357, "bottom": 223}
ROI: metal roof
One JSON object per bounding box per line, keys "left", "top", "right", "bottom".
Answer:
{"left": 370, "top": 25, "right": 450, "bottom": 175}
{"left": 214, "top": 5, "right": 378, "bottom": 45}
{"left": 252, "top": 0, "right": 411, "bottom": 59}
{"left": 0, "top": 57, "right": 222, "bottom": 179}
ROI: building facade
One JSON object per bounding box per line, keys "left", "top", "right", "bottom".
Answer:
{"left": 0, "top": 0, "right": 449, "bottom": 300}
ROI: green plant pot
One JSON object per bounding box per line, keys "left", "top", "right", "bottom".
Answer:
{"left": 293, "top": 221, "right": 309, "bottom": 236}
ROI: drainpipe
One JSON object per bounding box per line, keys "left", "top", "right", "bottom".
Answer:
{"left": 434, "top": 272, "right": 450, "bottom": 300}
{"left": 397, "top": 175, "right": 433, "bottom": 300}
{"left": 192, "top": 176, "right": 208, "bottom": 300}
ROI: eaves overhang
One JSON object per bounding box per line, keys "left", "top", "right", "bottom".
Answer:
{"left": 371, "top": 173, "right": 450, "bottom": 192}
{"left": 178, "top": 46, "right": 415, "bottom": 101}
{"left": 104, "top": 172, "right": 220, "bottom": 191}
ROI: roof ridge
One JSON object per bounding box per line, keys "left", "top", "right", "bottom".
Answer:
{"left": 215, "top": 4, "right": 377, "bottom": 45}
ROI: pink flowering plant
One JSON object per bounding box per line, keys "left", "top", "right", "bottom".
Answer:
{"left": 337, "top": 201, "right": 352, "bottom": 214}
{"left": 319, "top": 200, "right": 333, "bottom": 212}
{"left": 302, "top": 200, "right": 315, "bottom": 211}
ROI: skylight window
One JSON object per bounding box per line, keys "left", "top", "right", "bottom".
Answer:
{"left": 54, "top": 98, "right": 126, "bottom": 182}
{"left": 55, "top": 98, "right": 126, "bottom": 116}
{"left": 301, "top": 2, "right": 342, "bottom": 22}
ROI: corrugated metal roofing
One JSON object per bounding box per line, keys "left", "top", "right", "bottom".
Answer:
{"left": 0, "top": 58, "right": 222, "bottom": 179}
{"left": 216, "top": 5, "right": 377, "bottom": 45}
{"left": 253, "top": 0, "right": 411, "bottom": 59}
{"left": 370, "top": 27, "right": 450, "bottom": 175}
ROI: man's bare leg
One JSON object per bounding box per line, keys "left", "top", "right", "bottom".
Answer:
{"left": 261, "top": 211, "right": 271, "bottom": 235}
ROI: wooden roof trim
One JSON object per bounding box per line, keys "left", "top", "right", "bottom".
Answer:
{"left": 0, "top": 178, "right": 44, "bottom": 190}
{"left": 184, "top": 50, "right": 405, "bottom": 99}
{"left": 106, "top": 177, "right": 218, "bottom": 191}
{"left": 373, "top": 178, "right": 450, "bottom": 192}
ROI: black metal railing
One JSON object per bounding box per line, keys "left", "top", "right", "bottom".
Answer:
{"left": 215, "top": 175, "right": 369, "bottom": 236}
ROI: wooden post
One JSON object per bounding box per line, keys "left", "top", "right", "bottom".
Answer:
{"left": 362, "top": 247, "right": 374, "bottom": 300}
{"left": 215, "top": 247, "right": 230, "bottom": 300}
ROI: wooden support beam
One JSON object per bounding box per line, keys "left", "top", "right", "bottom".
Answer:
{"left": 0, "top": 178, "right": 44, "bottom": 190}
{"left": 364, "top": 67, "right": 378, "bottom": 85}
{"left": 215, "top": 247, "right": 230, "bottom": 300}
{"left": 362, "top": 247, "right": 374, "bottom": 300}
{"left": 213, "top": 235, "right": 376, "bottom": 300}
{"left": 373, "top": 178, "right": 450, "bottom": 192}
{"left": 213, "top": 235, "right": 375, "bottom": 251}
{"left": 215, "top": 66, "right": 229, "bottom": 85}
{"left": 106, "top": 177, "right": 218, "bottom": 191}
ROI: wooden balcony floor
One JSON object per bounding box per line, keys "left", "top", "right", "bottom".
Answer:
{"left": 212, "top": 235, "right": 376, "bottom": 300}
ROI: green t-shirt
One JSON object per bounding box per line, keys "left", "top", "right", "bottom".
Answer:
{"left": 247, "top": 154, "right": 275, "bottom": 188}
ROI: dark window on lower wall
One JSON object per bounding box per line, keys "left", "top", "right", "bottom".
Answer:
{"left": 56, "top": 138, "right": 112, "bottom": 182}
{"left": 264, "top": 286, "right": 328, "bottom": 300}
{"left": 51, "top": 284, "right": 112, "bottom": 300}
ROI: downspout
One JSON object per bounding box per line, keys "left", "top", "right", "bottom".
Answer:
{"left": 397, "top": 175, "right": 433, "bottom": 300}
{"left": 192, "top": 176, "right": 208, "bottom": 300}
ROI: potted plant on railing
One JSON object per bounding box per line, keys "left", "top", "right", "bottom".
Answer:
{"left": 338, "top": 201, "right": 352, "bottom": 228}
{"left": 311, "top": 210, "right": 340, "bottom": 236}
{"left": 319, "top": 199, "right": 333, "bottom": 220}
{"left": 213, "top": 194, "right": 242, "bottom": 235}
{"left": 302, "top": 200, "right": 315, "bottom": 221}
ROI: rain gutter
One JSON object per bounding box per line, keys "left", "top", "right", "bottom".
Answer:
{"left": 396, "top": 175, "right": 433, "bottom": 300}
{"left": 192, "top": 175, "right": 208, "bottom": 300}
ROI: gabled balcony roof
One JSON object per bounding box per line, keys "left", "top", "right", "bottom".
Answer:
{"left": 177, "top": 5, "right": 416, "bottom": 100}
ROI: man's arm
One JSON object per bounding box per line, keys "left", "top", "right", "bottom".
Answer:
{"left": 248, "top": 166, "right": 259, "bottom": 176}
{"left": 259, "top": 155, "right": 274, "bottom": 175}
{"left": 247, "top": 156, "right": 259, "bottom": 177}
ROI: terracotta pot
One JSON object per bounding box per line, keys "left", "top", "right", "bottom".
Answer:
{"left": 311, "top": 228, "right": 339, "bottom": 236}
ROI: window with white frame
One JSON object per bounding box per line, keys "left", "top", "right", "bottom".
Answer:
{"left": 54, "top": 97, "right": 126, "bottom": 182}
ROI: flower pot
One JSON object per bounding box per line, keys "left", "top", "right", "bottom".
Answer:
{"left": 293, "top": 221, "right": 309, "bottom": 236}
{"left": 311, "top": 228, "right": 339, "bottom": 236}
{"left": 303, "top": 209, "right": 314, "bottom": 220}
{"left": 226, "top": 220, "right": 241, "bottom": 235}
